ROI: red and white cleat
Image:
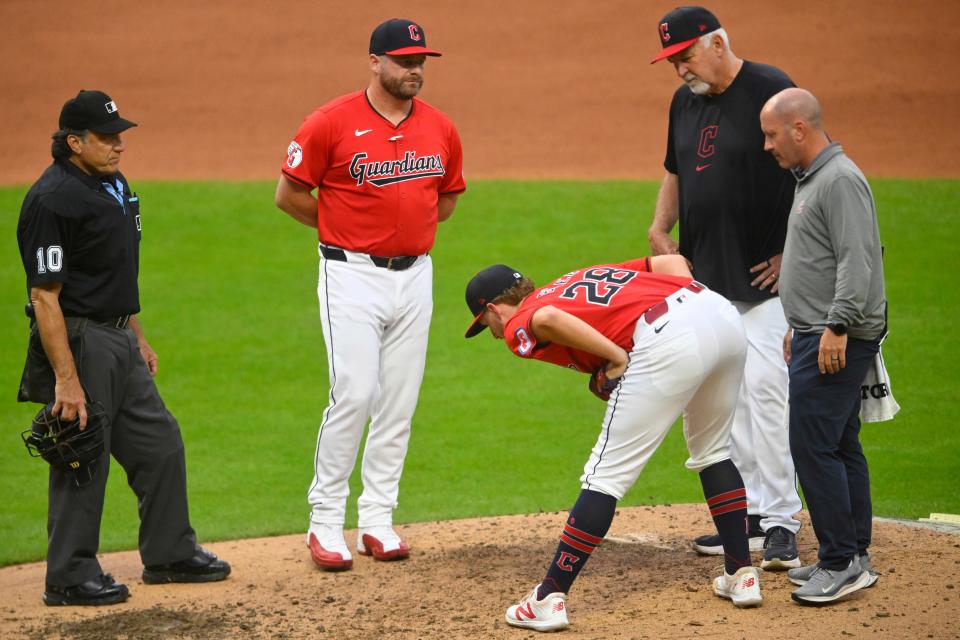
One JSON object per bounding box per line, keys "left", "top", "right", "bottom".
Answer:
{"left": 307, "top": 524, "right": 353, "bottom": 571}
{"left": 505, "top": 584, "right": 570, "bottom": 632}
{"left": 713, "top": 566, "right": 763, "bottom": 607}
{"left": 357, "top": 526, "right": 410, "bottom": 561}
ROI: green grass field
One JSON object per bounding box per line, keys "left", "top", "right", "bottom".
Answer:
{"left": 1, "top": 179, "right": 957, "bottom": 567}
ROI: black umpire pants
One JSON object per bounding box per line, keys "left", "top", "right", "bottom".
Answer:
{"left": 788, "top": 332, "right": 880, "bottom": 571}
{"left": 28, "top": 318, "right": 197, "bottom": 587}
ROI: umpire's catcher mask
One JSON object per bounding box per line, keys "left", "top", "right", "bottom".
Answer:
{"left": 22, "top": 401, "right": 108, "bottom": 486}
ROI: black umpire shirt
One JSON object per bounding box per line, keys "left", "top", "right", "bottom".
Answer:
{"left": 18, "top": 159, "right": 142, "bottom": 318}
{"left": 664, "top": 60, "right": 795, "bottom": 302}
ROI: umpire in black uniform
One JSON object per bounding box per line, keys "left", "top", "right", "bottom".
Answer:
{"left": 16, "top": 90, "right": 230, "bottom": 606}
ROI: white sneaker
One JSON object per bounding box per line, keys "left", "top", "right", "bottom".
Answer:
{"left": 357, "top": 526, "right": 410, "bottom": 561}
{"left": 713, "top": 566, "right": 763, "bottom": 608}
{"left": 505, "top": 584, "right": 569, "bottom": 632}
{"left": 306, "top": 523, "right": 352, "bottom": 571}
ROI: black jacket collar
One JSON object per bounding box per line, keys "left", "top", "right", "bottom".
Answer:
{"left": 55, "top": 159, "right": 123, "bottom": 192}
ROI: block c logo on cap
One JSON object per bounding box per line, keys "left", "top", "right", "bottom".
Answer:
{"left": 105, "top": 100, "right": 118, "bottom": 114}
{"left": 660, "top": 22, "right": 670, "bottom": 41}
{"left": 408, "top": 24, "right": 422, "bottom": 41}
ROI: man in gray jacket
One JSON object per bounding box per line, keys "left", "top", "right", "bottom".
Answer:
{"left": 759, "top": 88, "right": 886, "bottom": 605}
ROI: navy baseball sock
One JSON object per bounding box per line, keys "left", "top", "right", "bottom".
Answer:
{"left": 537, "top": 489, "right": 617, "bottom": 600}
{"left": 699, "top": 459, "right": 751, "bottom": 575}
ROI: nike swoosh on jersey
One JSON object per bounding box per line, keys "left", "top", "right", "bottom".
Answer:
{"left": 654, "top": 321, "right": 670, "bottom": 334}
{"left": 695, "top": 164, "right": 712, "bottom": 172}
{"left": 355, "top": 129, "right": 373, "bottom": 137}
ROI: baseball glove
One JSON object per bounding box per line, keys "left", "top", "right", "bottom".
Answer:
{"left": 22, "top": 401, "right": 109, "bottom": 486}
{"left": 588, "top": 368, "right": 622, "bottom": 402}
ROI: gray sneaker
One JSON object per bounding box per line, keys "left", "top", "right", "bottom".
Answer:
{"left": 790, "top": 554, "right": 878, "bottom": 588}
{"left": 791, "top": 559, "right": 871, "bottom": 605}
{"left": 760, "top": 527, "right": 801, "bottom": 570}
{"left": 859, "top": 553, "right": 879, "bottom": 588}
{"left": 787, "top": 563, "right": 819, "bottom": 586}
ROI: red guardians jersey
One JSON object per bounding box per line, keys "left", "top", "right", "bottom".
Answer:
{"left": 282, "top": 90, "right": 466, "bottom": 257}
{"left": 504, "top": 259, "right": 693, "bottom": 372}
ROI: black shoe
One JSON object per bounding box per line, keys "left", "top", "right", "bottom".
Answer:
{"left": 142, "top": 547, "right": 231, "bottom": 584}
{"left": 760, "top": 526, "right": 801, "bottom": 570}
{"left": 692, "top": 514, "right": 766, "bottom": 556}
{"left": 43, "top": 573, "right": 129, "bottom": 606}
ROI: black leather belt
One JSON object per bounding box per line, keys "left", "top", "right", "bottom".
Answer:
{"left": 87, "top": 315, "right": 131, "bottom": 329}
{"left": 643, "top": 281, "right": 705, "bottom": 325}
{"left": 24, "top": 305, "right": 130, "bottom": 329}
{"left": 320, "top": 245, "right": 420, "bottom": 271}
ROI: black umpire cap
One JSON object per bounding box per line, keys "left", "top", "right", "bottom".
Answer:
{"left": 59, "top": 90, "right": 137, "bottom": 134}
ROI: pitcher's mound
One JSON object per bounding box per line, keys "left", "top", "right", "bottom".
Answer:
{"left": 2, "top": 504, "right": 957, "bottom": 639}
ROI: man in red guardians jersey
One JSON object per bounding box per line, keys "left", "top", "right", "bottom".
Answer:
{"left": 464, "top": 255, "right": 762, "bottom": 631}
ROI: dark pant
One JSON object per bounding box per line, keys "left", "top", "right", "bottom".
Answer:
{"left": 44, "top": 319, "right": 197, "bottom": 587}
{"left": 788, "top": 332, "right": 879, "bottom": 570}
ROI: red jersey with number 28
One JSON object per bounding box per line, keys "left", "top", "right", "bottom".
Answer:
{"left": 281, "top": 90, "right": 466, "bottom": 257}
{"left": 504, "top": 259, "right": 693, "bottom": 373}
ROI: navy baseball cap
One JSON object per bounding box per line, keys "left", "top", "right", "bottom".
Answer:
{"left": 464, "top": 264, "right": 524, "bottom": 338}
{"left": 651, "top": 6, "right": 721, "bottom": 63}
{"left": 59, "top": 90, "right": 137, "bottom": 134}
{"left": 370, "top": 18, "right": 442, "bottom": 56}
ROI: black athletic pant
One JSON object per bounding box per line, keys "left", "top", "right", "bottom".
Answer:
{"left": 788, "top": 332, "right": 879, "bottom": 571}
{"left": 45, "top": 319, "right": 197, "bottom": 587}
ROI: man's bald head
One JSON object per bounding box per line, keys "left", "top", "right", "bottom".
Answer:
{"left": 760, "top": 87, "right": 831, "bottom": 171}
{"left": 764, "top": 88, "right": 823, "bottom": 130}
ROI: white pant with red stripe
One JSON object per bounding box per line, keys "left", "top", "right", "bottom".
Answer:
{"left": 580, "top": 287, "right": 746, "bottom": 499}
{"left": 308, "top": 249, "right": 432, "bottom": 529}
{"left": 729, "top": 297, "right": 802, "bottom": 534}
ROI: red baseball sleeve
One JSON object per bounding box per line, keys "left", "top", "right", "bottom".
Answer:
{"left": 504, "top": 306, "right": 540, "bottom": 358}
{"left": 281, "top": 109, "right": 333, "bottom": 189}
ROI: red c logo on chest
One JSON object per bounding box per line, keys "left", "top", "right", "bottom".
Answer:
{"left": 698, "top": 125, "right": 718, "bottom": 159}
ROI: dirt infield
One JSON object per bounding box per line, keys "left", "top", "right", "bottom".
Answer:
{"left": 1, "top": 0, "right": 958, "bottom": 183}
{"left": 2, "top": 505, "right": 957, "bottom": 639}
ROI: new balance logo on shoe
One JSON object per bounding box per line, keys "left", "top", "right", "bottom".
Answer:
{"left": 515, "top": 603, "right": 535, "bottom": 620}
{"left": 552, "top": 601, "right": 565, "bottom": 613}
{"left": 743, "top": 576, "right": 756, "bottom": 588}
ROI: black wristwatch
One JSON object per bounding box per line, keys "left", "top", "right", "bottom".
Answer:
{"left": 826, "top": 322, "right": 847, "bottom": 336}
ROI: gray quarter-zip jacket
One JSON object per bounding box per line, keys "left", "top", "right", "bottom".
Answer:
{"left": 779, "top": 143, "right": 886, "bottom": 339}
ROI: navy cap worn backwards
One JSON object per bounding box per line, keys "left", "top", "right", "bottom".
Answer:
{"left": 651, "top": 6, "right": 721, "bottom": 64}
{"left": 370, "top": 18, "right": 442, "bottom": 57}
{"left": 59, "top": 90, "right": 137, "bottom": 134}
{"left": 464, "top": 264, "right": 524, "bottom": 338}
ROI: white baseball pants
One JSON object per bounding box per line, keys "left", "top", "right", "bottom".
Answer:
{"left": 580, "top": 287, "right": 746, "bottom": 499}
{"left": 729, "top": 297, "right": 802, "bottom": 534}
{"left": 308, "top": 249, "right": 432, "bottom": 529}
